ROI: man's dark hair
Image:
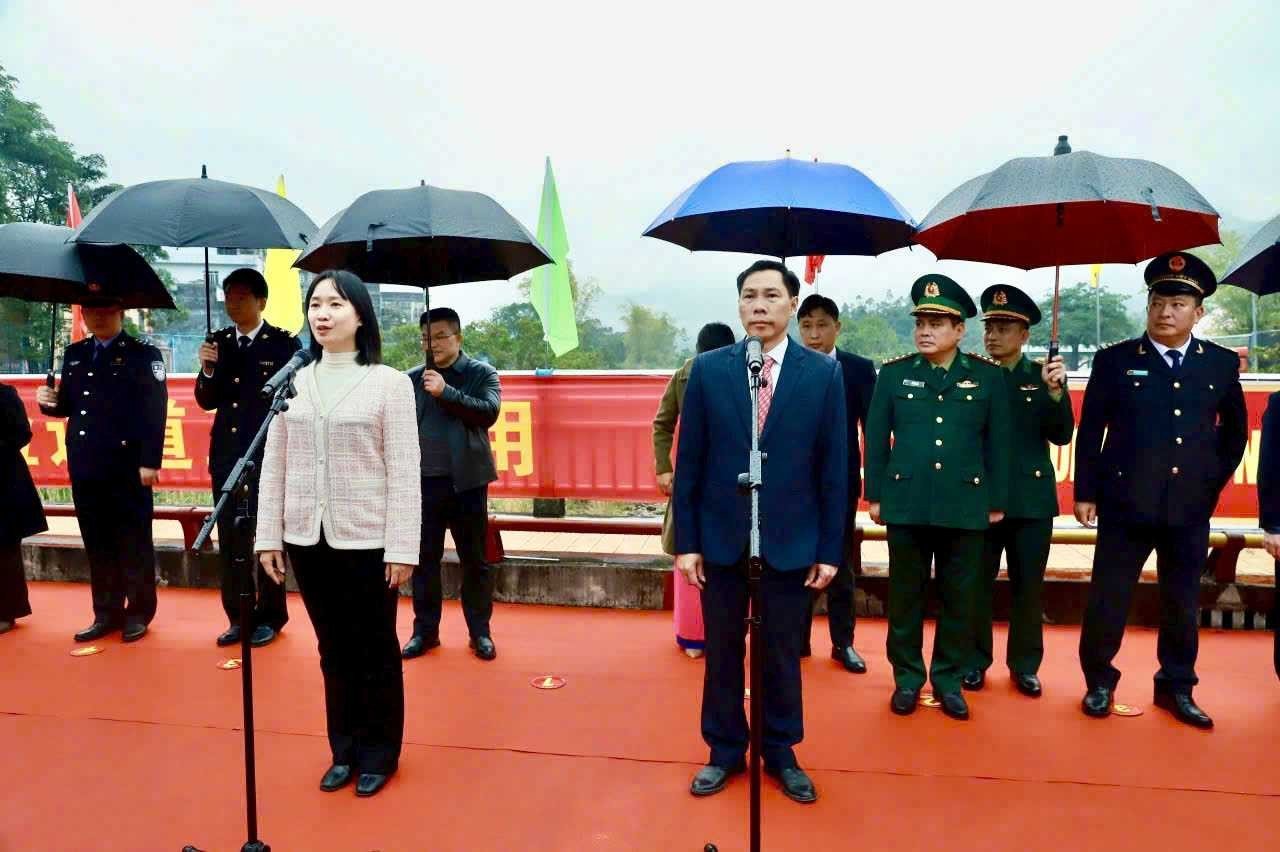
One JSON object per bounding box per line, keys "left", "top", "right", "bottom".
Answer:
{"left": 696, "top": 322, "right": 736, "bottom": 354}
{"left": 797, "top": 294, "right": 840, "bottom": 321}
{"left": 304, "top": 269, "right": 382, "bottom": 365}
{"left": 422, "top": 307, "right": 461, "bottom": 334}
{"left": 736, "top": 259, "right": 800, "bottom": 297}
{"left": 223, "top": 267, "right": 269, "bottom": 300}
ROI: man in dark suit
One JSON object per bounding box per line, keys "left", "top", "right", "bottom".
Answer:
{"left": 797, "top": 293, "right": 875, "bottom": 673}
{"left": 401, "top": 308, "right": 502, "bottom": 662}
{"left": 1254, "top": 394, "right": 1280, "bottom": 682}
{"left": 1075, "top": 252, "right": 1248, "bottom": 728}
{"left": 195, "top": 268, "right": 301, "bottom": 648}
{"left": 674, "top": 260, "right": 848, "bottom": 804}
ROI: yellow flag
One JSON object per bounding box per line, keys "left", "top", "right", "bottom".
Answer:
{"left": 1089, "top": 264, "right": 1102, "bottom": 289}
{"left": 262, "top": 175, "right": 305, "bottom": 334}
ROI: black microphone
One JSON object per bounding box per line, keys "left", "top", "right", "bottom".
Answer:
{"left": 745, "top": 335, "right": 764, "bottom": 375}
{"left": 260, "top": 349, "right": 312, "bottom": 399}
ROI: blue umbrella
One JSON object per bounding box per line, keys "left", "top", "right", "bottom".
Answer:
{"left": 643, "top": 156, "right": 916, "bottom": 259}
{"left": 1222, "top": 213, "right": 1280, "bottom": 296}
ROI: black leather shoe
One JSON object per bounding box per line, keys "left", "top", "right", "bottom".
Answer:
{"left": 250, "top": 625, "right": 277, "bottom": 647}
{"left": 401, "top": 634, "right": 440, "bottom": 659}
{"left": 1013, "top": 673, "right": 1042, "bottom": 697}
{"left": 1082, "top": 687, "right": 1113, "bottom": 718}
{"left": 961, "top": 669, "right": 985, "bottom": 691}
{"left": 799, "top": 644, "right": 812, "bottom": 658}
{"left": 355, "top": 773, "right": 391, "bottom": 797}
{"left": 121, "top": 622, "right": 148, "bottom": 643}
{"left": 832, "top": 645, "right": 867, "bottom": 673}
{"left": 766, "top": 765, "right": 818, "bottom": 803}
{"left": 1153, "top": 692, "right": 1214, "bottom": 729}
{"left": 470, "top": 636, "right": 497, "bottom": 661}
{"left": 216, "top": 626, "right": 241, "bottom": 647}
{"left": 890, "top": 687, "right": 920, "bottom": 715}
{"left": 939, "top": 692, "right": 970, "bottom": 720}
{"left": 74, "top": 622, "right": 116, "bottom": 643}
{"left": 319, "top": 764, "right": 352, "bottom": 792}
{"left": 690, "top": 762, "right": 744, "bottom": 797}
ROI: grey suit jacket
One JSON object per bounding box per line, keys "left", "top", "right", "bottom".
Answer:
{"left": 406, "top": 352, "right": 501, "bottom": 493}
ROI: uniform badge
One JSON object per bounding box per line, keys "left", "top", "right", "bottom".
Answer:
{"left": 1125, "top": 369, "right": 1149, "bottom": 376}
{"left": 1019, "top": 384, "right": 1039, "bottom": 391}
{"left": 993, "top": 290, "right": 1009, "bottom": 305}
{"left": 87, "top": 282, "right": 102, "bottom": 293}
{"left": 956, "top": 379, "right": 979, "bottom": 388}
{"left": 151, "top": 361, "right": 167, "bottom": 382}
{"left": 924, "top": 282, "right": 940, "bottom": 297}
{"left": 1169, "top": 255, "right": 1187, "bottom": 273}
{"left": 902, "top": 379, "right": 925, "bottom": 388}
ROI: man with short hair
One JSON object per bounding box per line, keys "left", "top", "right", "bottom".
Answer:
{"left": 195, "top": 268, "right": 302, "bottom": 648}
{"left": 402, "top": 307, "right": 503, "bottom": 662}
{"left": 1075, "top": 252, "right": 1247, "bottom": 728}
{"left": 36, "top": 298, "right": 167, "bottom": 643}
{"left": 797, "top": 293, "right": 876, "bottom": 674}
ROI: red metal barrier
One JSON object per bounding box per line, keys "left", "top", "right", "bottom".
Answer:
{"left": 8, "top": 372, "right": 1278, "bottom": 517}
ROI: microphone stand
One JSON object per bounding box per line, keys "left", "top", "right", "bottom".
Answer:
{"left": 185, "top": 373, "right": 298, "bottom": 852}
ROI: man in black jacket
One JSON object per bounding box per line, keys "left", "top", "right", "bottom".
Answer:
{"left": 1074, "top": 252, "right": 1248, "bottom": 728}
{"left": 797, "top": 294, "right": 875, "bottom": 673}
{"left": 194, "top": 268, "right": 301, "bottom": 648}
{"left": 1255, "top": 394, "right": 1280, "bottom": 682}
{"left": 402, "top": 308, "right": 502, "bottom": 661}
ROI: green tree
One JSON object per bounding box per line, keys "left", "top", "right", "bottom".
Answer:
{"left": 1189, "top": 231, "right": 1280, "bottom": 368}
{"left": 621, "top": 302, "right": 688, "bottom": 368}
{"left": 1029, "top": 283, "right": 1139, "bottom": 368}
{"left": 382, "top": 322, "right": 424, "bottom": 371}
{"left": 837, "top": 313, "right": 903, "bottom": 365}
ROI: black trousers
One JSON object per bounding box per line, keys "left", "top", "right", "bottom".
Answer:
{"left": 410, "top": 478, "right": 493, "bottom": 639}
{"left": 1079, "top": 520, "right": 1208, "bottom": 695}
{"left": 72, "top": 474, "right": 156, "bottom": 626}
{"left": 701, "top": 559, "right": 811, "bottom": 771}
{"left": 803, "top": 516, "right": 858, "bottom": 650}
{"left": 288, "top": 533, "right": 404, "bottom": 775}
{"left": 0, "top": 539, "right": 31, "bottom": 622}
{"left": 971, "top": 516, "right": 1052, "bottom": 676}
{"left": 211, "top": 478, "right": 288, "bottom": 631}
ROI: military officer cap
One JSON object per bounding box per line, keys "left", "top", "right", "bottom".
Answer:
{"left": 980, "top": 284, "right": 1041, "bottom": 326}
{"left": 1144, "top": 251, "right": 1217, "bottom": 299}
{"left": 910, "top": 274, "right": 977, "bottom": 318}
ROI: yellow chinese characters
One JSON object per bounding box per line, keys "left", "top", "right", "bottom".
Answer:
{"left": 489, "top": 401, "right": 533, "bottom": 477}
{"left": 162, "top": 399, "right": 194, "bottom": 471}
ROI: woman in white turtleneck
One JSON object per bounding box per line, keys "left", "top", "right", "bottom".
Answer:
{"left": 255, "top": 269, "right": 421, "bottom": 799}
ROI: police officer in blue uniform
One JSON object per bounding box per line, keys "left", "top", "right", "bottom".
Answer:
{"left": 36, "top": 297, "right": 168, "bottom": 643}
{"left": 195, "top": 268, "right": 301, "bottom": 648}
{"left": 1075, "top": 252, "right": 1247, "bottom": 728}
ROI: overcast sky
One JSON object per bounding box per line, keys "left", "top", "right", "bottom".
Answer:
{"left": 4, "top": 0, "right": 1277, "bottom": 333}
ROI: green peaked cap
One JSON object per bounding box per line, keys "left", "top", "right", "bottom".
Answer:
{"left": 980, "top": 284, "right": 1041, "bottom": 325}
{"left": 910, "top": 274, "right": 976, "bottom": 318}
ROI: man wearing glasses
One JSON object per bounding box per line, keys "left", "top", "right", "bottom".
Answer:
{"left": 402, "top": 308, "right": 503, "bottom": 661}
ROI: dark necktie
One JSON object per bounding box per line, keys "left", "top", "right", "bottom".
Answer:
{"left": 93, "top": 343, "right": 106, "bottom": 362}
{"left": 239, "top": 335, "right": 251, "bottom": 351}
{"left": 1168, "top": 350, "right": 1182, "bottom": 373}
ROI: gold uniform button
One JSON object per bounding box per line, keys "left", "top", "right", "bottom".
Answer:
{"left": 1173, "top": 381, "right": 1181, "bottom": 389}
{"left": 935, "top": 439, "right": 943, "bottom": 446}
{"left": 973, "top": 477, "right": 981, "bottom": 485}
{"left": 937, "top": 395, "right": 943, "bottom": 401}
{"left": 1025, "top": 396, "right": 1032, "bottom": 402}
{"left": 80, "top": 410, "right": 86, "bottom": 415}
{"left": 234, "top": 377, "right": 241, "bottom": 384}
{"left": 907, "top": 393, "right": 913, "bottom": 399}
{"left": 1133, "top": 381, "right": 1140, "bottom": 387}
{"left": 78, "top": 430, "right": 85, "bottom": 436}
{"left": 1174, "top": 408, "right": 1181, "bottom": 416}
{"left": 231, "top": 427, "right": 238, "bottom": 434}
{"left": 935, "top": 416, "right": 943, "bottom": 424}
{"left": 1034, "top": 470, "right": 1042, "bottom": 478}
{"left": 1176, "top": 437, "right": 1183, "bottom": 445}
{"left": 87, "top": 371, "right": 94, "bottom": 377}
{"left": 966, "top": 394, "right": 973, "bottom": 400}
{"left": 1172, "top": 466, "right": 1180, "bottom": 475}
{"left": 894, "top": 473, "right": 901, "bottom": 480}
{"left": 232, "top": 402, "right": 238, "bottom": 409}
{"left": 934, "top": 462, "right": 942, "bottom": 470}
{"left": 1209, "top": 384, "right": 1215, "bottom": 390}
{"left": 120, "top": 440, "right": 127, "bottom": 447}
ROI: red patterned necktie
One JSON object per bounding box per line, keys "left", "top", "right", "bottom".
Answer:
{"left": 757, "top": 355, "right": 776, "bottom": 433}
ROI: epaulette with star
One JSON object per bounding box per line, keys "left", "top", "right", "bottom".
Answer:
{"left": 967, "top": 352, "right": 1001, "bottom": 367}
{"left": 881, "top": 352, "right": 915, "bottom": 366}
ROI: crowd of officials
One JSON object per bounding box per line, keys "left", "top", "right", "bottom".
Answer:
{"left": 1, "top": 253, "right": 1279, "bottom": 805}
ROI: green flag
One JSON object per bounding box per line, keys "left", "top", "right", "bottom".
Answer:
{"left": 530, "top": 157, "right": 578, "bottom": 356}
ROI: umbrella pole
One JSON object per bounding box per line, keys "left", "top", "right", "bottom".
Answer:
{"left": 1049, "top": 265, "right": 1062, "bottom": 362}
{"left": 46, "top": 302, "right": 59, "bottom": 388}
{"left": 424, "top": 286, "right": 435, "bottom": 369}
{"left": 204, "top": 247, "right": 213, "bottom": 336}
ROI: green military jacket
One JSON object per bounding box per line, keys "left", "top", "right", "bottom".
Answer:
{"left": 865, "top": 350, "right": 1012, "bottom": 530}
{"left": 999, "top": 355, "right": 1075, "bottom": 519}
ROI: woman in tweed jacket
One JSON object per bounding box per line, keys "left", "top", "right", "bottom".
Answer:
{"left": 256, "top": 269, "right": 421, "bottom": 798}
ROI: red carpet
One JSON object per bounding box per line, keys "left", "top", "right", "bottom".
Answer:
{"left": 1, "top": 583, "right": 1277, "bottom": 851}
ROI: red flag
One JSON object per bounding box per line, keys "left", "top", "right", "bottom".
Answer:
{"left": 804, "top": 254, "right": 825, "bottom": 285}
{"left": 66, "top": 184, "right": 85, "bottom": 341}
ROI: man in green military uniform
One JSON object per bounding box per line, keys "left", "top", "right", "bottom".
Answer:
{"left": 962, "top": 285, "right": 1073, "bottom": 698}
{"left": 865, "top": 274, "right": 1011, "bottom": 720}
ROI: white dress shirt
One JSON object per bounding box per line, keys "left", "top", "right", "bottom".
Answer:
{"left": 1150, "top": 335, "right": 1192, "bottom": 369}
{"left": 748, "top": 335, "right": 789, "bottom": 391}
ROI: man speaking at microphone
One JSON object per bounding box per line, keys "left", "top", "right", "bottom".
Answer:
{"left": 673, "top": 260, "right": 848, "bottom": 804}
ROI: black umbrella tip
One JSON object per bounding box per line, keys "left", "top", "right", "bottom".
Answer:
{"left": 201, "top": 164, "right": 208, "bottom": 178}
{"left": 1053, "top": 135, "right": 1072, "bottom": 155}
{"left": 420, "top": 179, "right": 426, "bottom": 186}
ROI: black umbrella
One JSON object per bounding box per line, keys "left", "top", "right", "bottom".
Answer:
{"left": 0, "top": 222, "right": 174, "bottom": 384}
{"left": 71, "top": 166, "right": 317, "bottom": 333}
{"left": 1221, "top": 213, "right": 1280, "bottom": 295}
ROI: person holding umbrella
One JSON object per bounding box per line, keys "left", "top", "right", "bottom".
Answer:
{"left": 35, "top": 296, "right": 168, "bottom": 643}
{"left": 0, "top": 380, "right": 45, "bottom": 634}
{"left": 1075, "top": 252, "right": 1247, "bottom": 728}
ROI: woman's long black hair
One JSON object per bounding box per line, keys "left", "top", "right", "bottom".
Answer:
{"left": 304, "top": 269, "right": 382, "bottom": 365}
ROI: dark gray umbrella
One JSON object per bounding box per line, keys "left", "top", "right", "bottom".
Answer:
{"left": 1221, "top": 213, "right": 1280, "bottom": 295}
{"left": 71, "top": 166, "right": 317, "bottom": 332}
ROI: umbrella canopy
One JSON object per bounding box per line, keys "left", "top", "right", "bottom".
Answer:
{"left": 293, "top": 184, "right": 551, "bottom": 285}
{"left": 1221, "top": 213, "right": 1280, "bottom": 295}
{"left": 643, "top": 157, "right": 916, "bottom": 258}
{"left": 915, "top": 147, "right": 1220, "bottom": 269}
{"left": 0, "top": 222, "right": 173, "bottom": 308}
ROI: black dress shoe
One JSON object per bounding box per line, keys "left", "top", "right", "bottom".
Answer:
{"left": 355, "top": 773, "right": 391, "bottom": 797}
{"left": 890, "top": 687, "right": 920, "bottom": 715}
{"left": 1013, "top": 673, "right": 1042, "bottom": 697}
{"left": 401, "top": 634, "right": 440, "bottom": 659}
{"left": 961, "top": 669, "right": 985, "bottom": 691}
{"left": 939, "top": 692, "right": 970, "bottom": 720}
{"left": 470, "top": 636, "right": 497, "bottom": 661}
{"left": 121, "top": 622, "right": 148, "bottom": 643}
{"left": 832, "top": 645, "right": 867, "bottom": 673}
{"left": 74, "top": 622, "right": 116, "bottom": 643}
{"left": 1082, "top": 687, "right": 1113, "bottom": 718}
{"left": 1153, "top": 692, "right": 1214, "bottom": 729}
{"left": 319, "top": 764, "right": 352, "bottom": 792}
{"left": 690, "top": 762, "right": 744, "bottom": 797}
{"left": 250, "top": 625, "right": 277, "bottom": 647}
{"left": 216, "top": 626, "right": 241, "bottom": 647}
{"left": 799, "top": 644, "right": 812, "bottom": 658}
{"left": 765, "top": 766, "right": 817, "bottom": 804}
